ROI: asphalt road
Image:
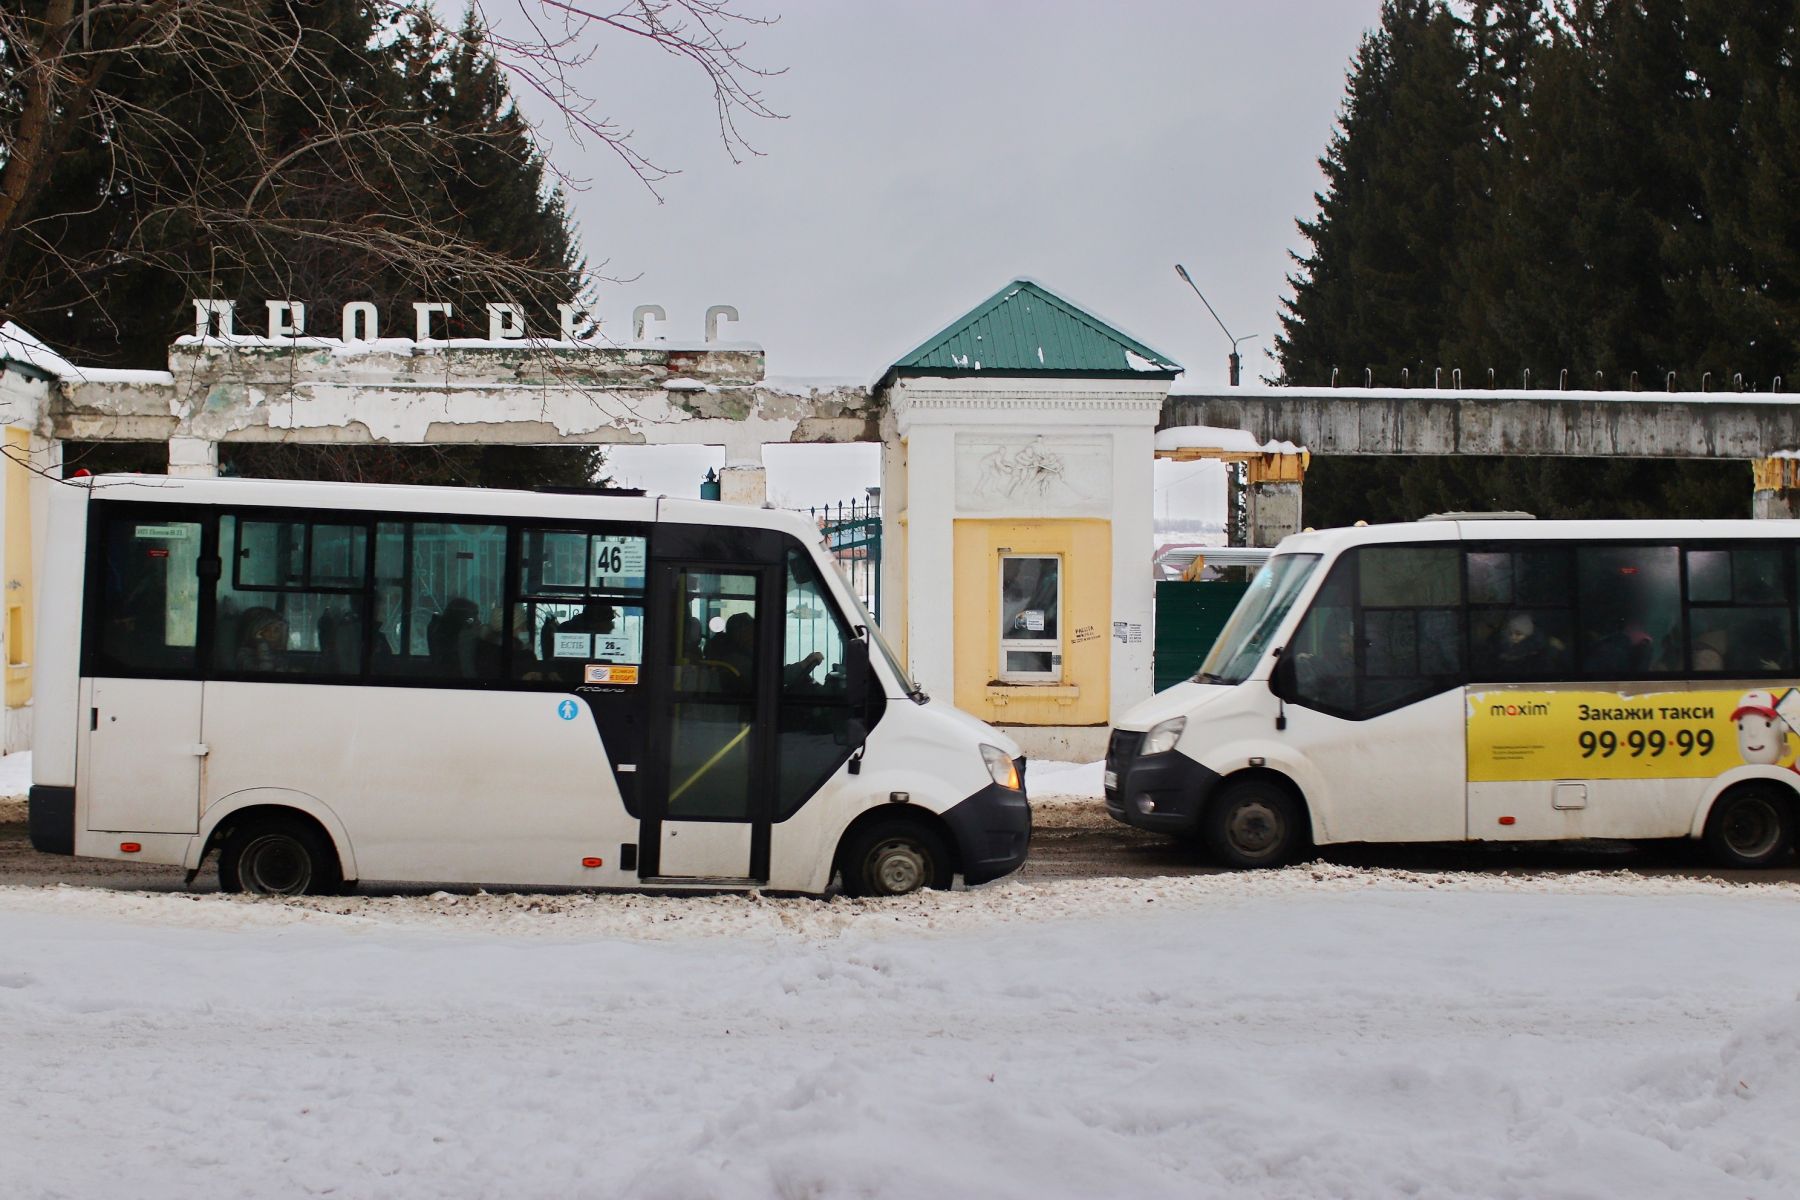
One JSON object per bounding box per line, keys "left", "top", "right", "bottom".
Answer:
{"left": 5, "top": 802, "right": 1798, "bottom": 893}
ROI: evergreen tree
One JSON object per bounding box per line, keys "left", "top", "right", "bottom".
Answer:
{"left": 1277, "top": 0, "right": 1480, "bottom": 386}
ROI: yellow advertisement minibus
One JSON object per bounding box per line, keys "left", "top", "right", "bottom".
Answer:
{"left": 1107, "top": 518, "right": 1800, "bottom": 869}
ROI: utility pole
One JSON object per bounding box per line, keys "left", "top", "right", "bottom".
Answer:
{"left": 1174, "top": 264, "right": 1256, "bottom": 386}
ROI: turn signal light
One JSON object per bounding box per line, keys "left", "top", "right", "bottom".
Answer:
{"left": 1497, "top": 816, "right": 1516, "bottom": 826}
{"left": 581, "top": 857, "right": 603, "bottom": 868}
{"left": 119, "top": 842, "right": 141, "bottom": 853}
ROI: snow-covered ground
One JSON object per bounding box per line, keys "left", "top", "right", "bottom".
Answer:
{"left": 5, "top": 755, "right": 1799, "bottom": 1197}
{"left": 4, "top": 869, "right": 1799, "bottom": 1199}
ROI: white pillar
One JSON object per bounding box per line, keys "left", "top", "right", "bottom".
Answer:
{"left": 720, "top": 437, "right": 766, "bottom": 506}
{"left": 168, "top": 437, "right": 219, "bottom": 478}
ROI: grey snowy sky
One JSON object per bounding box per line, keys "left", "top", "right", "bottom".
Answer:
{"left": 524, "top": 0, "right": 1380, "bottom": 388}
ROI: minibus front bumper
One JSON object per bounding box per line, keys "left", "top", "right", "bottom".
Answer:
{"left": 941, "top": 758, "right": 1031, "bottom": 885}
{"left": 1104, "top": 733, "right": 1219, "bottom": 835}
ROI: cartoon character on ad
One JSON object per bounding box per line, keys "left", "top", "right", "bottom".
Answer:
{"left": 1730, "top": 689, "right": 1800, "bottom": 770}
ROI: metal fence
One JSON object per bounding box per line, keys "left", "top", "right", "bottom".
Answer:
{"left": 807, "top": 497, "right": 882, "bottom": 623}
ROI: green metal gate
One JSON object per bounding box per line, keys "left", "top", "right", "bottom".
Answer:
{"left": 1153, "top": 580, "right": 1250, "bottom": 692}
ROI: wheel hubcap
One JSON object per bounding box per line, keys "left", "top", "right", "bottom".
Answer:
{"left": 1724, "top": 798, "right": 1781, "bottom": 859}
{"left": 241, "top": 834, "right": 311, "bottom": 895}
{"left": 868, "top": 840, "right": 927, "bottom": 894}
{"left": 1227, "top": 801, "right": 1283, "bottom": 857}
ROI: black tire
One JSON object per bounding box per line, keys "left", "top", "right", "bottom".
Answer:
{"left": 1703, "top": 786, "right": 1796, "bottom": 869}
{"left": 1204, "top": 778, "right": 1306, "bottom": 869}
{"left": 218, "top": 816, "right": 343, "bottom": 897}
{"left": 838, "top": 819, "right": 955, "bottom": 897}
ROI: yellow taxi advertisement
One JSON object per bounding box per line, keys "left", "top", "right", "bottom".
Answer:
{"left": 1466, "top": 686, "right": 1800, "bottom": 783}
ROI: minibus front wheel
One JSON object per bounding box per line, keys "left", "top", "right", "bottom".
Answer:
{"left": 837, "top": 817, "right": 955, "bottom": 897}
{"left": 1703, "top": 784, "right": 1796, "bottom": 869}
{"left": 218, "top": 813, "right": 345, "bottom": 897}
{"left": 1205, "top": 776, "right": 1308, "bottom": 870}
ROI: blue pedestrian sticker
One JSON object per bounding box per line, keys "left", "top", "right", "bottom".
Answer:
{"left": 557, "top": 699, "right": 579, "bottom": 721}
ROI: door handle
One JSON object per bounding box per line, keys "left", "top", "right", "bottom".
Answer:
{"left": 190, "top": 744, "right": 210, "bottom": 757}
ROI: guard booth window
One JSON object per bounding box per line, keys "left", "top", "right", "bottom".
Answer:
{"left": 999, "top": 555, "right": 1061, "bottom": 682}
{"left": 1287, "top": 545, "right": 1464, "bottom": 719}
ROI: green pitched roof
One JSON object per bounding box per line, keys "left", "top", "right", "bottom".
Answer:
{"left": 884, "top": 278, "right": 1181, "bottom": 384}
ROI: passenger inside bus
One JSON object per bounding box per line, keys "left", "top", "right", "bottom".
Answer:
{"left": 235, "top": 607, "right": 290, "bottom": 672}
{"left": 1475, "top": 611, "right": 1568, "bottom": 675}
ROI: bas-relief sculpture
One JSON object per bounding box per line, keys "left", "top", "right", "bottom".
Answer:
{"left": 953, "top": 435, "right": 1111, "bottom": 517}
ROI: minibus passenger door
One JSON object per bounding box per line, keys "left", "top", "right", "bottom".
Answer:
{"left": 640, "top": 563, "right": 778, "bottom": 882}
{"left": 81, "top": 514, "right": 208, "bottom": 834}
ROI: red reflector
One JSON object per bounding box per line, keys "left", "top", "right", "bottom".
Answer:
{"left": 581, "top": 856, "right": 603, "bottom": 868}
{"left": 119, "top": 842, "right": 141, "bottom": 853}
{"left": 147, "top": 549, "right": 169, "bottom": 558}
{"left": 1620, "top": 566, "right": 1638, "bottom": 575}
{"left": 1497, "top": 816, "right": 1516, "bottom": 826}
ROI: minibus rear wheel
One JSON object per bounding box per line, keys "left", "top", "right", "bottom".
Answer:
{"left": 1205, "top": 778, "right": 1306, "bottom": 869}
{"left": 837, "top": 819, "right": 955, "bottom": 897}
{"left": 1702, "top": 785, "right": 1796, "bottom": 869}
{"left": 218, "top": 815, "right": 344, "bottom": 897}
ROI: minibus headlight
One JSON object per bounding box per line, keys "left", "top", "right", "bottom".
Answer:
{"left": 1140, "top": 717, "right": 1187, "bottom": 756}
{"left": 981, "top": 744, "right": 1022, "bottom": 790}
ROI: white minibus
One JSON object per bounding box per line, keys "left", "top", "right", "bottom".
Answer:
{"left": 1108, "top": 519, "right": 1800, "bottom": 869}
{"left": 30, "top": 476, "right": 1029, "bottom": 896}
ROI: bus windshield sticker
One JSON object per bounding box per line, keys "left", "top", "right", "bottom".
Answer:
{"left": 585, "top": 664, "right": 638, "bottom": 685}
{"left": 1466, "top": 685, "right": 1800, "bottom": 781}
{"left": 553, "top": 632, "right": 593, "bottom": 658}
{"left": 134, "top": 524, "right": 191, "bottom": 540}
{"left": 592, "top": 536, "right": 646, "bottom": 585}
{"left": 594, "top": 634, "right": 638, "bottom": 662}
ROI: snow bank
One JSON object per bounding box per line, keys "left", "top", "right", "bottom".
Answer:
{"left": 3, "top": 881, "right": 1798, "bottom": 1198}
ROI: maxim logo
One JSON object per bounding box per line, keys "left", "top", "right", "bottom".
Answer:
{"left": 1490, "top": 701, "right": 1550, "bottom": 717}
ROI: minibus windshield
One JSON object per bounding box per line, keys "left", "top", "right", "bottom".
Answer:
{"left": 1193, "top": 553, "right": 1320, "bottom": 685}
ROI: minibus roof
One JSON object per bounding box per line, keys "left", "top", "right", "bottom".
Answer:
{"left": 75, "top": 473, "right": 823, "bottom": 540}
{"left": 1274, "top": 518, "right": 1798, "bottom": 557}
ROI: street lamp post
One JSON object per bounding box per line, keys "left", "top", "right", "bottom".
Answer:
{"left": 1174, "top": 263, "right": 1257, "bottom": 386}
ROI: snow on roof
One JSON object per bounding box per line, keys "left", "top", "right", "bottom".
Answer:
{"left": 0, "top": 323, "right": 174, "bottom": 385}
{"left": 1155, "top": 425, "right": 1304, "bottom": 455}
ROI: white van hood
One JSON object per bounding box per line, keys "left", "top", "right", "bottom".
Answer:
{"left": 915, "top": 695, "right": 1022, "bottom": 759}
{"left": 1115, "top": 680, "right": 1240, "bottom": 732}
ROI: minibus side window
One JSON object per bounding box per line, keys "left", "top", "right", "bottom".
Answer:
{"left": 1287, "top": 546, "right": 1464, "bottom": 719}
{"left": 1685, "top": 546, "right": 1793, "bottom": 675}
{"left": 93, "top": 517, "right": 204, "bottom": 674}
{"left": 1467, "top": 548, "right": 1575, "bottom": 681}
{"left": 370, "top": 521, "right": 508, "bottom": 683}
{"left": 1576, "top": 546, "right": 1681, "bottom": 677}
{"left": 216, "top": 515, "right": 367, "bottom": 677}
{"left": 776, "top": 548, "right": 861, "bottom": 819}
{"left": 1358, "top": 546, "right": 1464, "bottom": 713}
{"left": 512, "top": 527, "right": 648, "bottom": 686}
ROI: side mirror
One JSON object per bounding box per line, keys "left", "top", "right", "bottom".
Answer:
{"left": 844, "top": 631, "right": 871, "bottom": 710}
{"left": 1269, "top": 648, "right": 1297, "bottom": 701}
